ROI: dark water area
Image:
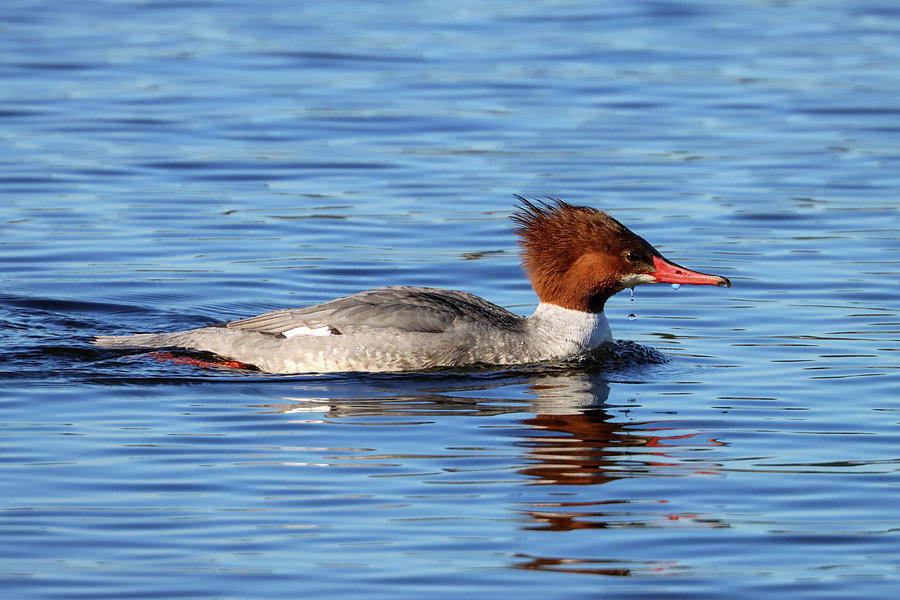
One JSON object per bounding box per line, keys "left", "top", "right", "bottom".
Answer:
{"left": 2, "top": 1, "right": 899, "bottom": 598}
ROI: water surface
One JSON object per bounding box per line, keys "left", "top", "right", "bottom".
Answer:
{"left": 2, "top": 1, "right": 899, "bottom": 598}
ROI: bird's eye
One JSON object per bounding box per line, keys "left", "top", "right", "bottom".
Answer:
{"left": 625, "top": 251, "right": 641, "bottom": 263}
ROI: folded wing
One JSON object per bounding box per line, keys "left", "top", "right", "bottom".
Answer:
{"left": 222, "top": 286, "right": 523, "bottom": 337}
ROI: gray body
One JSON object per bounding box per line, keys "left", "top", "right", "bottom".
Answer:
{"left": 93, "top": 286, "right": 612, "bottom": 374}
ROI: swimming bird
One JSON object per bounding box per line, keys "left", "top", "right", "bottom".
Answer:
{"left": 93, "top": 198, "right": 730, "bottom": 373}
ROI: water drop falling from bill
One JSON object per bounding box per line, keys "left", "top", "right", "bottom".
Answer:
{"left": 670, "top": 283, "right": 681, "bottom": 290}
{"left": 627, "top": 313, "right": 637, "bottom": 321}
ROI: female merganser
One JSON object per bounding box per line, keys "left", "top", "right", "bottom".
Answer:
{"left": 93, "top": 198, "right": 730, "bottom": 373}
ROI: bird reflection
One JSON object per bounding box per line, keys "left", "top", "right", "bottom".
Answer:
{"left": 516, "top": 374, "right": 723, "bottom": 489}
{"left": 265, "top": 367, "right": 725, "bottom": 547}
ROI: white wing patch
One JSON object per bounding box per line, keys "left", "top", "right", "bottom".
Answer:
{"left": 282, "top": 325, "right": 335, "bottom": 338}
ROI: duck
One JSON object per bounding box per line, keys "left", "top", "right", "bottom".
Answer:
{"left": 93, "top": 198, "right": 730, "bottom": 373}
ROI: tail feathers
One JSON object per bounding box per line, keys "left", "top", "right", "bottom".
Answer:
{"left": 92, "top": 333, "right": 175, "bottom": 349}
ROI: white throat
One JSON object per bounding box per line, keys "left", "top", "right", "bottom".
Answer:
{"left": 527, "top": 302, "right": 612, "bottom": 358}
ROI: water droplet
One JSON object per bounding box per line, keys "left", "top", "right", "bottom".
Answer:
{"left": 670, "top": 283, "right": 681, "bottom": 290}
{"left": 627, "top": 313, "right": 637, "bottom": 321}
{"left": 629, "top": 287, "right": 635, "bottom": 302}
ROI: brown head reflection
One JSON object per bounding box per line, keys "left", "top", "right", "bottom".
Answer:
{"left": 515, "top": 374, "right": 725, "bottom": 536}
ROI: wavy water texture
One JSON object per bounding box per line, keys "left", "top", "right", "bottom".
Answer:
{"left": 2, "top": 1, "right": 899, "bottom": 600}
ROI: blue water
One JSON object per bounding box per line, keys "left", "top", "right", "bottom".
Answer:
{"left": 2, "top": 1, "right": 899, "bottom": 598}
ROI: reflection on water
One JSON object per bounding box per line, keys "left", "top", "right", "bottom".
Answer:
{"left": 242, "top": 368, "right": 743, "bottom": 584}
{"left": 265, "top": 368, "right": 728, "bottom": 532}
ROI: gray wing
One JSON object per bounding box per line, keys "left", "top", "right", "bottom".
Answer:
{"left": 222, "top": 286, "right": 524, "bottom": 337}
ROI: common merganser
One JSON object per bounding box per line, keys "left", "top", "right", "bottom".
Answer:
{"left": 93, "top": 198, "right": 730, "bottom": 373}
